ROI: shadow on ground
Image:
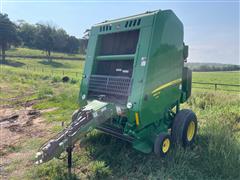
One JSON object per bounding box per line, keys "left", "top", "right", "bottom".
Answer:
{"left": 38, "top": 60, "right": 70, "bottom": 68}
{"left": 0, "top": 59, "right": 25, "bottom": 67}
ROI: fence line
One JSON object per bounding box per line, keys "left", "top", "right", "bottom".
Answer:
{"left": 23, "top": 65, "right": 82, "bottom": 78}
{"left": 192, "top": 82, "right": 240, "bottom": 92}
{"left": 1, "top": 54, "right": 84, "bottom": 61}
{"left": 3, "top": 65, "right": 240, "bottom": 92}
{"left": 21, "top": 66, "right": 240, "bottom": 91}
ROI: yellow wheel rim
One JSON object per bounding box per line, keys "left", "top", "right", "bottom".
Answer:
{"left": 162, "top": 138, "right": 170, "bottom": 153}
{"left": 187, "top": 121, "right": 195, "bottom": 141}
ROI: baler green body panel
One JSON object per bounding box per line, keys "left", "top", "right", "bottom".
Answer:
{"left": 128, "top": 10, "right": 183, "bottom": 129}
{"left": 79, "top": 10, "right": 190, "bottom": 153}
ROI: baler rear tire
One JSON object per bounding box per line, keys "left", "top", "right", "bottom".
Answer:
{"left": 154, "top": 133, "right": 171, "bottom": 157}
{"left": 171, "top": 109, "right": 197, "bottom": 147}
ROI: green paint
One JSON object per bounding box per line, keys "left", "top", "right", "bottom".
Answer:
{"left": 79, "top": 10, "right": 191, "bottom": 153}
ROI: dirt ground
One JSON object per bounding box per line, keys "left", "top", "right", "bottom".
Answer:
{"left": 0, "top": 103, "right": 55, "bottom": 179}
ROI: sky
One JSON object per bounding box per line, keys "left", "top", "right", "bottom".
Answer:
{"left": 0, "top": 0, "right": 239, "bottom": 64}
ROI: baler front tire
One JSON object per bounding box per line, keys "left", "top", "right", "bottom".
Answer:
{"left": 154, "top": 133, "right": 171, "bottom": 157}
{"left": 171, "top": 109, "right": 197, "bottom": 147}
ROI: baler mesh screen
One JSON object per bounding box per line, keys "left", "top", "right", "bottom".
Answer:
{"left": 88, "top": 75, "right": 132, "bottom": 104}
{"left": 99, "top": 30, "right": 139, "bottom": 55}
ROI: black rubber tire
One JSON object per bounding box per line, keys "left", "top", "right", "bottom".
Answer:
{"left": 154, "top": 133, "right": 171, "bottom": 157}
{"left": 171, "top": 109, "right": 197, "bottom": 147}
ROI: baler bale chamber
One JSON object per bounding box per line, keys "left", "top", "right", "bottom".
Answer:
{"left": 79, "top": 9, "right": 197, "bottom": 155}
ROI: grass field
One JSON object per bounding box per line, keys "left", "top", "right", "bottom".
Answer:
{"left": 6, "top": 47, "right": 84, "bottom": 59}
{"left": 0, "top": 57, "right": 240, "bottom": 180}
{"left": 193, "top": 71, "right": 240, "bottom": 91}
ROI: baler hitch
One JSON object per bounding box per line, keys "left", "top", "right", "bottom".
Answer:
{"left": 35, "top": 100, "right": 116, "bottom": 165}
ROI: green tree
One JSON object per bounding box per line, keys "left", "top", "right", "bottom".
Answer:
{"left": 66, "top": 36, "right": 80, "bottom": 54}
{"left": 35, "top": 23, "right": 56, "bottom": 60}
{"left": 18, "top": 21, "right": 36, "bottom": 48}
{"left": 0, "top": 13, "right": 19, "bottom": 61}
{"left": 53, "top": 28, "right": 68, "bottom": 52}
{"left": 79, "top": 38, "right": 88, "bottom": 54}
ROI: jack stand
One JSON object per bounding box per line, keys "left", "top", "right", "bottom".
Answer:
{"left": 66, "top": 146, "right": 73, "bottom": 179}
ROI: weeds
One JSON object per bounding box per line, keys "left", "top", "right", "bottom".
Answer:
{"left": 52, "top": 76, "right": 62, "bottom": 83}
{"left": 37, "top": 87, "right": 54, "bottom": 99}
{"left": 70, "top": 78, "right": 78, "bottom": 84}
{"left": 1, "top": 59, "right": 239, "bottom": 179}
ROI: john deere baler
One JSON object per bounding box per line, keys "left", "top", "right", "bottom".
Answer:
{"left": 36, "top": 9, "right": 197, "bottom": 165}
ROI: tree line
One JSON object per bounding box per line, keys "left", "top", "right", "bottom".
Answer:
{"left": 0, "top": 13, "right": 88, "bottom": 62}
{"left": 187, "top": 64, "right": 240, "bottom": 72}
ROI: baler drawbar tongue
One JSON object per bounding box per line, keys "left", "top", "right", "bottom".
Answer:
{"left": 35, "top": 100, "right": 116, "bottom": 164}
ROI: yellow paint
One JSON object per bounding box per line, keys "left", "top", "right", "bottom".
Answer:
{"left": 135, "top": 112, "right": 140, "bottom": 126}
{"left": 152, "top": 78, "right": 182, "bottom": 96}
{"left": 162, "top": 138, "right": 170, "bottom": 153}
{"left": 153, "top": 91, "right": 161, "bottom": 97}
{"left": 187, "top": 121, "right": 195, "bottom": 141}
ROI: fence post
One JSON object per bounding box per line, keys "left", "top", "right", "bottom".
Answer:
{"left": 42, "top": 68, "right": 44, "bottom": 72}
{"left": 76, "top": 72, "right": 78, "bottom": 77}
{"left": 215, "top": 84, "right": 217, "bottom": 91}
{"left": 63, "top": 70, "right": 64, "bottom": 75}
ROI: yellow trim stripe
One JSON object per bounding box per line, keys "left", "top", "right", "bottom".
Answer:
{"left": 153, "top": 91, "right": 161, "bottom": 97}
{"left": 152, "top": 79, "right": 182, "bottom": 95}
{"left": 135, "top": 112, "right": 140, "bottom": 126}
